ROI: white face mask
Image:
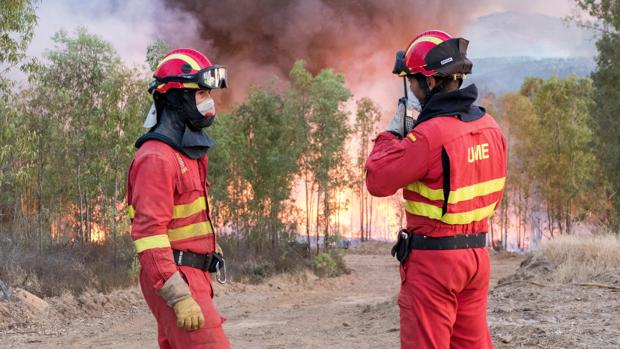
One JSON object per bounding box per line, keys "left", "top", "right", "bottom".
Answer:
{"left": 196, "top": 97, "right": 215, "bottom": 116}
{"left": 406, "top": 84, "right": 422, "bottom": 112}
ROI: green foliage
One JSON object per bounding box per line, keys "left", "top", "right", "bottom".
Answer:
{"left": 2, "top": 28, "right": 149, "bottom": 247}
{"left": 145, "top": 39, "right": 170, "bottom": 71}
{"left": 312, "top": 250, "right": 349, "bottom": 278}
{"left": 574, "top": 0, "right": 620, "bottom": 229}
{"left": 0, "top": 0, "right": 38, "bottom": 78}
{"left": 500, "top": 76, "right": 605, "bottom": 236}
{"left": 296, "top": 61, "right": 352, "bottom": 248}
{"left": 353, "top": 97, "right": 381, "bottom": 241}
{"left": 209, "top": 85, "right": 305, "bottom": 253}
{"left": 209, "top": 60, "right": 353, "bottom": 257}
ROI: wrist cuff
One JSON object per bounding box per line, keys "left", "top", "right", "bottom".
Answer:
{"left": 157, "top": 271, "right": 191, "bottom": 307}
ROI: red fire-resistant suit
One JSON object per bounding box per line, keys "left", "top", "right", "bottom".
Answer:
{"left": 128, "top": 140, "right": 230, "bottom": 349}
{"left": 366, "top": 101, "right": 507, "bottom": 348}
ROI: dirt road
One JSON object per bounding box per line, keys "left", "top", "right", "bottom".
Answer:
{"left": 2, "top": 245, "right": 617, "bottom": 348}
{"left": 0, "top": 244, "right": 522, "bottom": 348}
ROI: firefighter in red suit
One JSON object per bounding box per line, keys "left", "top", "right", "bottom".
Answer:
{"left": 127, "top": 48, "right": 231, "bottom": 348}
{"left": 365, "top": 30, "right": 507, "bottom": 349}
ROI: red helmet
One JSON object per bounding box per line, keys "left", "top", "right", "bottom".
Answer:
{"left": 149, "top": 48, "right": 227, "bottom": 94}
{"left": 403, "top": 30, "right": 472, "bottom": 78}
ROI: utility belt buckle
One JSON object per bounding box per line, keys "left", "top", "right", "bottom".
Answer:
{"left": 391, "top": 229, "right": 412, "bottom": 263}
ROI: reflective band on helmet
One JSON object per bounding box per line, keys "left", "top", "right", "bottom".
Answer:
{"left": 158, "top": 53, "right": 201, "bottom": 71}
{"left": 172, "top": 197, "right": 207, "bottom": 219}
{"left": 128, "top": 205, "right": 135, "bottom": 219}
{"left": 405, "top": 201, "right": 497, "bottom": 225}
{"left": 412, "top": 35, "right": 444, "bottom": 47}
{"left": 134, "top": 234, "right": 171, "bottom": 253}
{"left": 405, "top": 35, "right": 445, "bottom": 58}
{"left": 181, "top": 82, "right": 199, "bottom": 89}
{"left": 167, "top": 221, "right": 213, "bottom": 241}
{"left": 406, "top": 177, "right": 505, "bottom": 204}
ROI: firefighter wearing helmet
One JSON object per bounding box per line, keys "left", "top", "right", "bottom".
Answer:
{"left": 365, "top": 30, "right": 507, "bottom": 348}
{"left": 127, "top": 48, "right": 231, "bottom": 348}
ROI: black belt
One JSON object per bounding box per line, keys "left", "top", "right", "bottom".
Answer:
{"left": 173, "top": 249, "right": 222, "bottom": 273}
{"left": 410, "top": 232, "right": 487, "bottom": 250}
{"left": 391, "top": 230, "right": 487, "bottom": 263}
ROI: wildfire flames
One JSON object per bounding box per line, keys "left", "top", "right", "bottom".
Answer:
{"left": 49, "top": 205, "right": 108, "bottom": 244}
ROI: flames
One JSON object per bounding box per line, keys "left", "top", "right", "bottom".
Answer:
{"left": 48, "top": 204, "right": 111, "bottom": 244}
{"left": 90, "top": 223, "right": 106, "bottom": 243}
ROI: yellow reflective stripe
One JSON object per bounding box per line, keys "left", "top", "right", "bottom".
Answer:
{"left": 449, "top": 177, "right": 505, "bottom": 204}
{"left": 157, "top": 53, "right": 201, "bottom": 70}
{"left": 406, "top": 36, "right": 445, "bottom": 58}
{"left": 412, "top": 35, "right": 444, "bottom": 47}
{"left": 181, "top": 82, "right": 199, "bottom": 89}
{"left": 172, "top": 197, "right": 206, "bottom": 219}
{"left": 167, "top": 221, "right": 213, "bottom": 241}
{"left": 134, "top": 234, "right": 171, "bottom": 253}
{"left": 405, "top": 201, "right": 498, "bottom": 225}
{"left": 405, "top": 177, "right": 506, "bottom": 204}
{"left": 130, "top": 197, "right": 206, "bottom": 221}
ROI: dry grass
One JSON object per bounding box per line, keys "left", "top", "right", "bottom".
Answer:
{"left": 348, "top": 240, "right": 393, "bottom": 255}
{"left": 535, "top": 234, "right": 620, "bottom": 283}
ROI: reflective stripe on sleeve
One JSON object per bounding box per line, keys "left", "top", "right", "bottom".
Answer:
{"left": 134, "top": 234, "right": 171, "bottom": 253}
{"left": 128, "top": 205, "right": 135, "bottom": 219}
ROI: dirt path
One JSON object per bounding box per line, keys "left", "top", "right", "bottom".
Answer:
{"left": 0, "top": 245, "right": 526, "bottom": 348}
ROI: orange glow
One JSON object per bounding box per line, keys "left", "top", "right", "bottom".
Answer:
{"left": 90, "top": 223, "right": 106, "bottom": 244}
{"left": 47, "top": 203, "right": 113, "bottom": 243}
{"left": 292, "top": 183, "right": 403, "bottom": 242}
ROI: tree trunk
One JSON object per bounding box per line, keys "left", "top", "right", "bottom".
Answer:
{"left": 359, "top": 181, "right": 364, "bottom": 242}
{"left": 315, "top": 185, "right": 320, "bottom": 255}
{"left": 78, "top": 163, "right": 84, "bottom": 243}
{"left": 113, "top": 175, "right": 118, "bottom": 270}
{"left": 305, "top": 169, "right": 311, "bottom": 250}
{"left": 323, "top": 181, "right": 329, "bottom": 250}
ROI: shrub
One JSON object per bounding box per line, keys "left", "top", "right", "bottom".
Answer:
{"left": 0, "top": 234, "right": 136, "bottom": 297}
{"left": 217, "top": 235, "right": 312, "bottom": 283}
{"left": 312, "top": 250, "right": 349, "bottom": 278}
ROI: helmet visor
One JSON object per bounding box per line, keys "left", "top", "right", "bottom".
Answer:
{"left": 200, "top": 65, "right": 227, "bottom": 89}
{"left": 149, "top": 65, "right": 228, "bottom": 93}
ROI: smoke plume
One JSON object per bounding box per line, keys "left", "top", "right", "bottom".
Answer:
{"left": 159, "top": 0, "right": 496, "bottom": 111}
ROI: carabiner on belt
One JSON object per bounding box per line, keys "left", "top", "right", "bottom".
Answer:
{"left": 215, "top": 258, "right": 227, "bottom": 285}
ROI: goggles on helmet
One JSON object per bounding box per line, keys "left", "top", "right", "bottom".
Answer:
{"left": 149, "top": 65, "right": 228, "bottom": 93}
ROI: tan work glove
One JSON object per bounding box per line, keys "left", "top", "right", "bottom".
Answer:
{"left": 158, "top": 271, "right": 205, "bottom": 330}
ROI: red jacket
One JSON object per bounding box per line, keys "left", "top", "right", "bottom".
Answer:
{"left": 366, "top": 112, "right": 507, "bottom": 237}
{"left": 127, "top": 140, "right": 216, "bottom": 290}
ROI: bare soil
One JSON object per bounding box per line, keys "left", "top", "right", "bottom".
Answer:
{"left": 0, "top": 244, "right": 618, "bottom": 348}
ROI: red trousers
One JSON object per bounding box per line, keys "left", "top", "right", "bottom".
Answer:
{"left": 399, "top": 248, "right": 493, "bottom": 349}
{"left": 140, "top": 265, "right": 231, "bottom": 349}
